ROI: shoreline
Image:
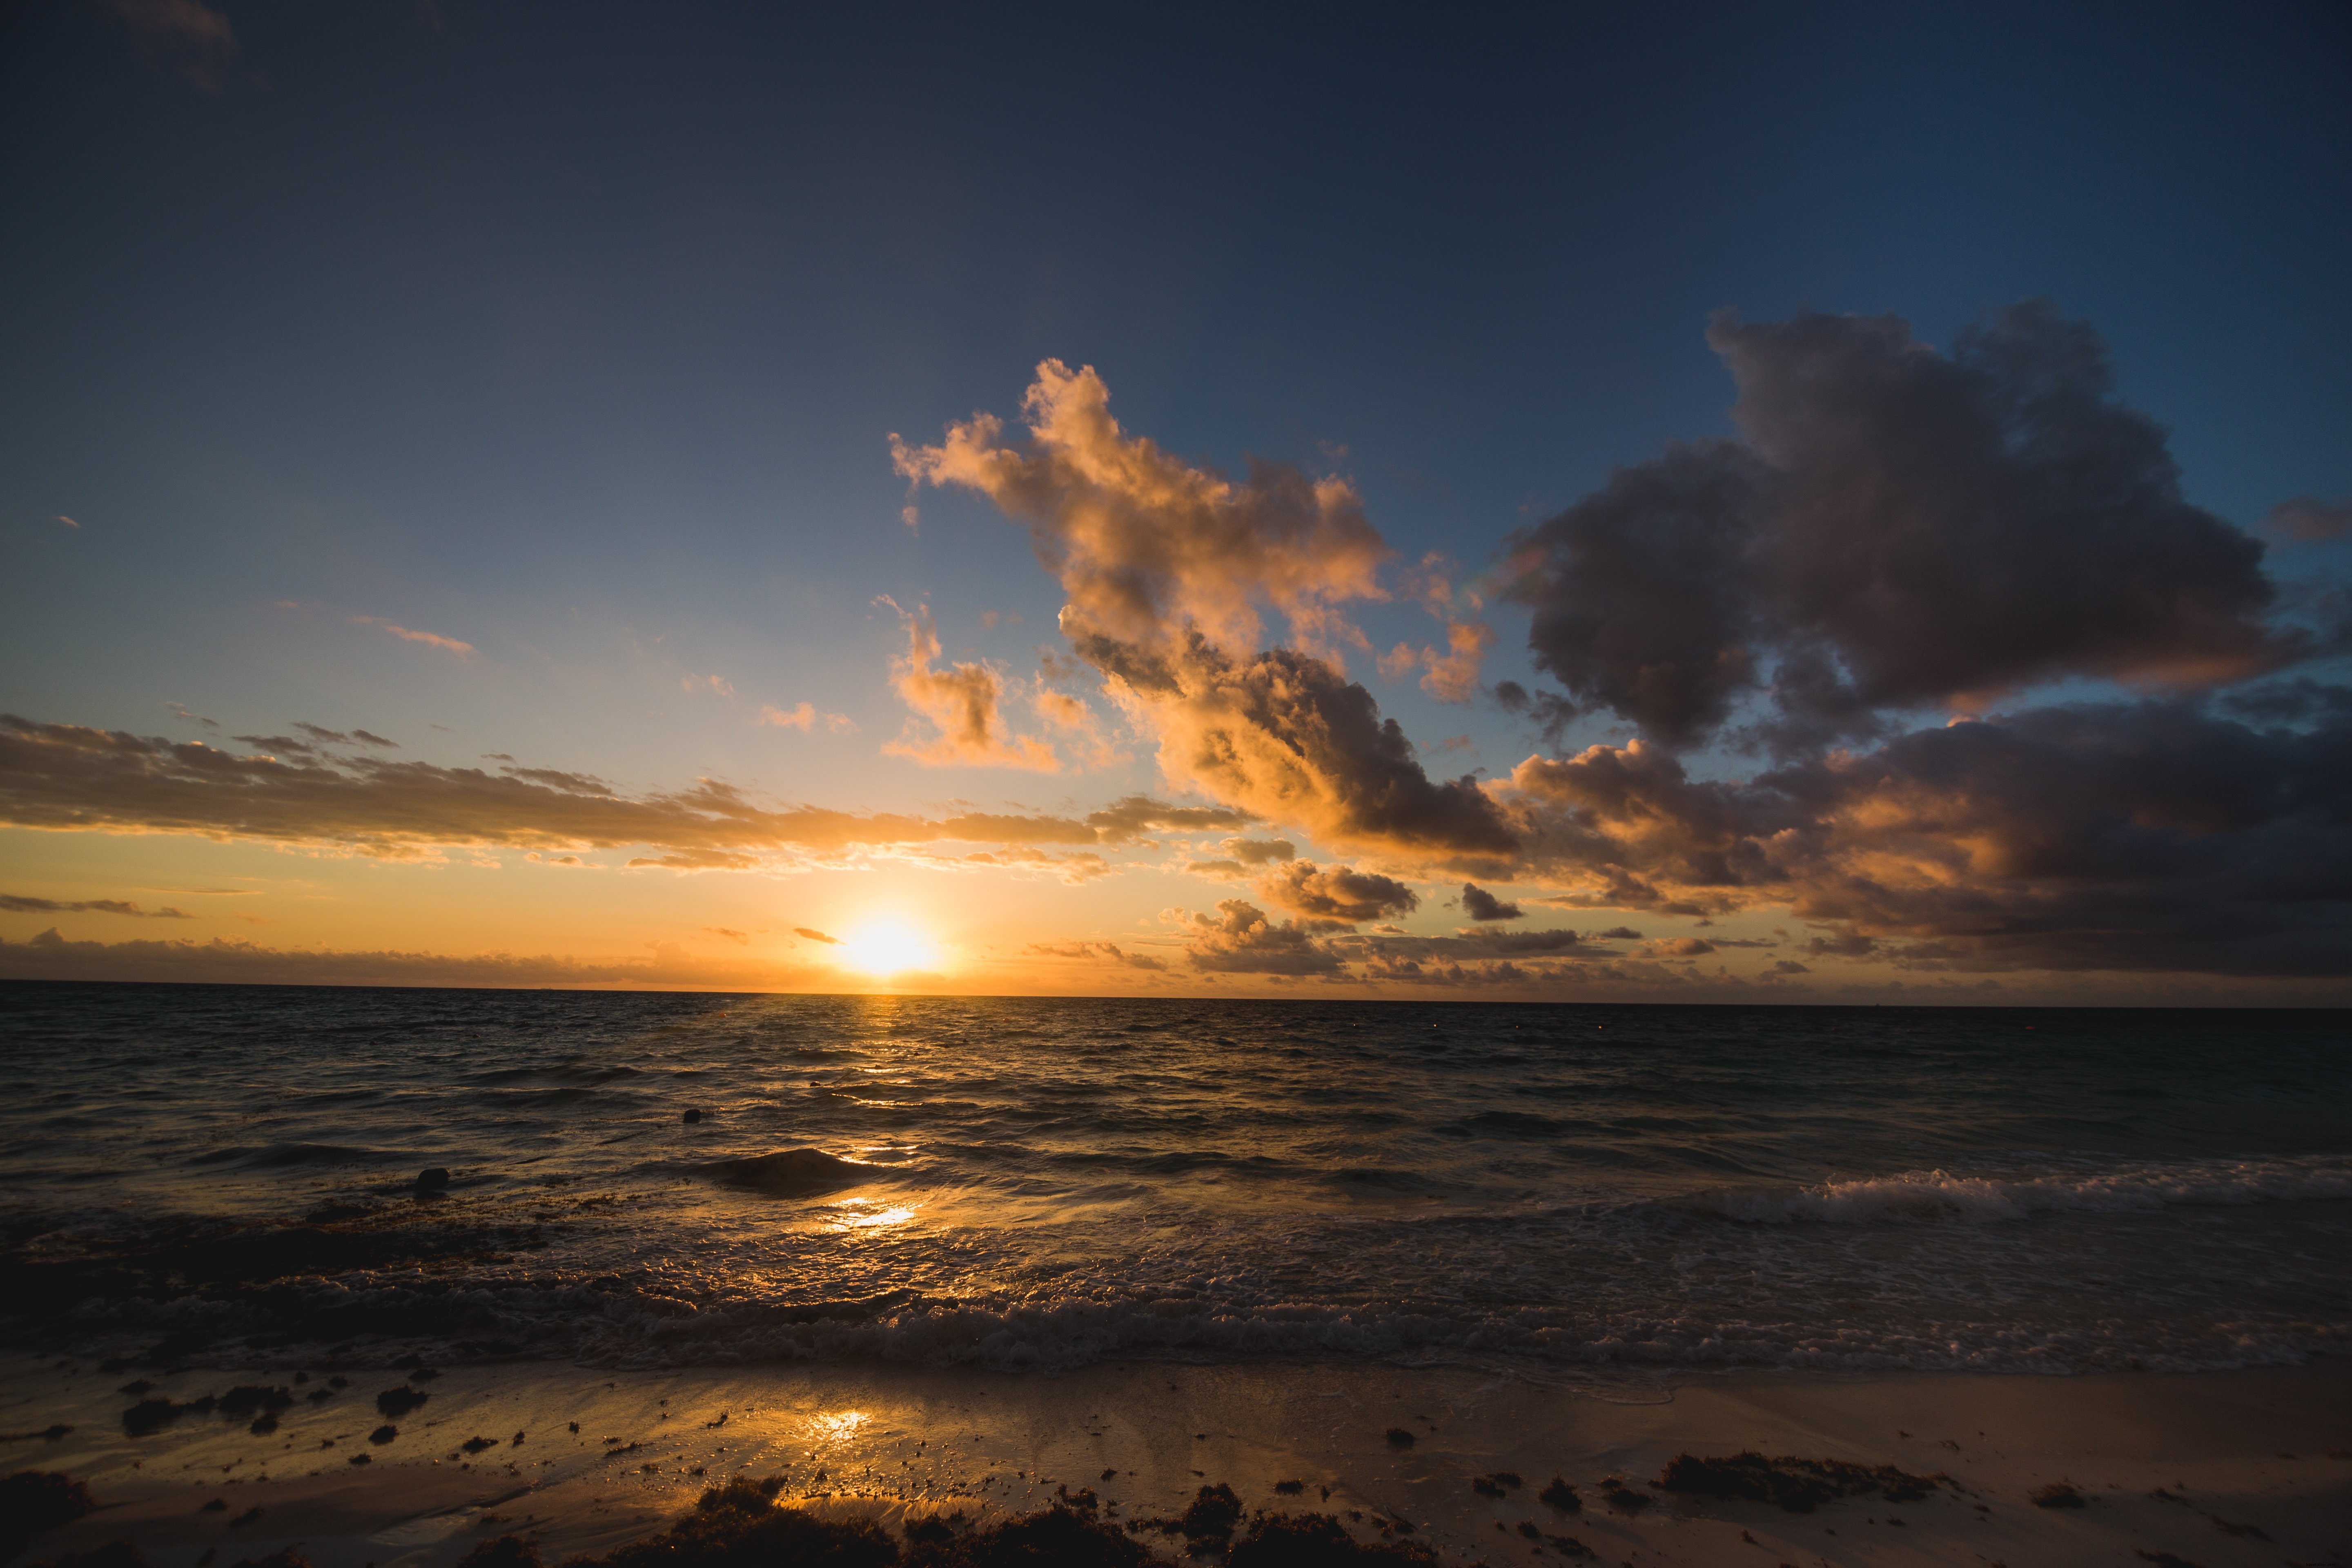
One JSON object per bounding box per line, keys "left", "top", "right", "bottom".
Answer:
{"left": 7, "top": 1353, "right": 2348, "bottom": 1567}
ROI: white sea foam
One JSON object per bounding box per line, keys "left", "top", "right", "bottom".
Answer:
{"left": 1702, "top": 1156, "right": 2352, "bottom": 1225}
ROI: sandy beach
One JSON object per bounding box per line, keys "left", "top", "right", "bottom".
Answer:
{"left": 8, "top": 1352, "right": 2347, "bottom": 1568}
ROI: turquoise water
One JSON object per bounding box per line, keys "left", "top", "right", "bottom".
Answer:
{"left": 2, "top": 983, "right": 2346, "bottom": 1376}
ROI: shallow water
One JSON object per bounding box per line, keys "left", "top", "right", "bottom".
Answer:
{"left": 2, "top": 983, "right": 2346, "bottom": 1375}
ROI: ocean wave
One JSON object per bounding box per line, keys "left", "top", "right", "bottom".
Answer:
{"left": 1701, "top": 1157, "right": 2352, "bottom": 1224}
{"left": 100, "top": 1269, "right": 2348, "bottom": 1379}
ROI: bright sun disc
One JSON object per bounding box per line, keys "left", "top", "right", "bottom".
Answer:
{"left": 839, "top": 920, "right": 939, "bottom": 976}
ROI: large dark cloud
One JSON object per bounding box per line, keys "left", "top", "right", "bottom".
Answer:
{"left": 1501, "top": 695, "right": 2352, "bottom": 975}
{"left": 1506, "top": 303, "right": 2309, "bottom": 751}
{"left": 1257, "top": 861, "right": 1420, "bottom": 924}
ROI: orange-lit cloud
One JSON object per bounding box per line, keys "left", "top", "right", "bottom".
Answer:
{"left": 898, "top": 363, "right": 1515, "bottom": 859}
{"left": 895, "top": 359, "right": 1391, "bottom": 659}
{"left": 878, "top": 599, "right": 1062, "bottom": 772}
{"left": 1379, "top": 619, "right": 1497, "bottom": 703}
{"left": 759, "top": 701, "right": 857, "bottom": 734}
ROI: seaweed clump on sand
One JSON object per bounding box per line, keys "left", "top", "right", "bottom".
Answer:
{"left": 31, "top": 1474, "right": 1483, "bottom": 1568}
{"left": 1133, "top": 1482, "right": 1243, "bottom": 1552}
{"left": 4, "top": 1471, "right": 96, "bottom": 1559}
{"left": 1656, "top": 1452, "right": 1945, "bottom": 1513}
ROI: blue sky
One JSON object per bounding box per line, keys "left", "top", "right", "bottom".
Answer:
{"left": 3, "top": 1, "right": 2347, "bottom": 998}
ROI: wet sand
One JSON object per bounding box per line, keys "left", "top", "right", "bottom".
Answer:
{"left": 7, "top": 1352, "right": 2348, "bottom": 1567}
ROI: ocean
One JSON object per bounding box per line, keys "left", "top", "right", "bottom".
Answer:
{"left": 3, "top": 983, "right": 2346, "bottom": 1382}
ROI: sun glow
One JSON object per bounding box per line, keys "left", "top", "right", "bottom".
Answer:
{"left": 837, "top": 918, "right": 941, "bottom": 976}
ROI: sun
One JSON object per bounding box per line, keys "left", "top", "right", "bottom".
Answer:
{"left": 838, "top": 918, "right": 941, "bottom": 976}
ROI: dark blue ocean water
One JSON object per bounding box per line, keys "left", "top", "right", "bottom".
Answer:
{"left": 2, "top": 983, "right": 2346, "bottom": 1378}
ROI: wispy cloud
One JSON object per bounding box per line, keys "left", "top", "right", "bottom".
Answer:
{"left": 352, "top": 616, "right": 476, "bottom": 656}
{"left": 102, "top": 0, "right": 244, "bottom": 92}
{"left": 2, "top": 893, "right": 191, "bottom": 919}
{"left": 0, "top": 712, "right": 1194, "bottom": 862}
{"left": 2264, "top": 494, "right": 2351, "bottom": 543}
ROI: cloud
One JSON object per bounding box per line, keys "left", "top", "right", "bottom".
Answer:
{"left": 1031, "top": 686, "right": 1125, "bottom": 769}
{"left": 58, "top": 515, "right": 79, "bottom": 529}
{"left": 979, "top": 610, "right": 1025, "bottom": 630}
{"left": 2264, "top": 495, "right": 2352, "bottom": 543}
{"left": 1459, "top": 882, "right": 1522, "bottom": 922}
{"left": 1025, "top": 939, "right": 1169, "bottom": 971}
{"left": 759, "top": 702, "right": 857, "bottom": 734}
{"left": 1, "top": 894, "right": 191, "bottom": 918}
{"left": 0, "top": 712, "right": 1134, "bottom": 862}
{"left": 351, "top": 730, "right": 399, "bottom": 749}
{"left": 0, "top": 927, "right": 831, "bottom": 991}
{"left": 164, "top": 703, "right": 218, "bottom": 730}
{"left": 879, "top": 599, "right": 1062, "bottom": 772}
{"left": 1257, "top": 862, "right": 1420, "bottom": 924}
{"left": 793, "top": 927, "right": 840, "bottom": 944}
{"left": 1379, "top": 620, "right": 1498, "bottom": 704}
{"left": 295, "top": 723, "right": 350, "bottom": 745}
{"left": 898, "top": 361, "right": 1517, "bottom": 859}
{"left": 102, "top": 0, "right": 242, "bottom": 91}
{"left": 702, "top": 927, "right": 750, "bottom": 944}
{"left": 683, "top": 673, "right": 736, "bottom": 697}
{"left": 1504, "top": 303, "right": 2310, "bottom": 752}
{"left": 1646, "top": 936, "right": 1716, "bottom": 958}
{"left": 897, "top": 359, "right": 1392, "bottom": 658}
{"left": 353, "top": 616, "right": 475, "bottom": 657}
{"left": 1084, "top": 795, "right": 1253, "bottom": 843}
{"left": 1177, "top": 900, "right": 1344, "bottom": 975}
{"left": 1494, "top": 695, "right": 2352, "bottom": 976}
{"left": 1219, "top": 837, "right": 1296, "bottom": 864}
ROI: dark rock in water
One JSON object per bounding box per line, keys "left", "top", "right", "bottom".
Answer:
{"left": 1, "top": 1470, "right": 97, "bottom": 1559}
{"left": 368, "top": 1425, "right": 398, "bottom": 1445}
{"left": 414, "top": 1168, "right": 450, "bottom": 1193}
{"left": 376, "top": 1385, "right": 428, "bottom": 1417}
{"left": 682, "top": 1109, "right": 702, "bottom": 1124}
{"left": 697, "top": 1148, "right": 871, "bottom": 1196}
{"left": 1383, "top": 1427, "right": 1415, "bottom": 1449}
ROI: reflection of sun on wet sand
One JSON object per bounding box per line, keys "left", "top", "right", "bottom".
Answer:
{"left": 7, "top": 1354, "right": 2349, "bottom": 1568}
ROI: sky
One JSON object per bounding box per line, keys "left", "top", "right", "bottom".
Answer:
{"left": 2, "top": 0, "right": 2348, "bottom": 1003}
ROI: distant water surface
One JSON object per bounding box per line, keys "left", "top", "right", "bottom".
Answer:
{"left": 2, "top": 983, "right": 2345, "bottom": 1378}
